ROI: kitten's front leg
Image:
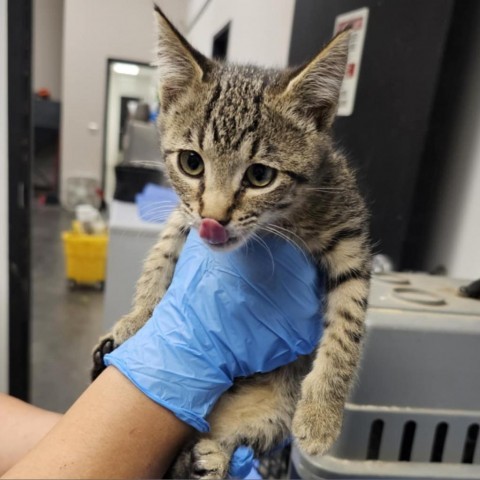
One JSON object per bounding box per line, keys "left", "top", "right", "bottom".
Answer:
{"left": 91, "top": 209, "right": 188, "bottom": 379}
{"left": 292, "top": 230, "right": 371, "bottom": 455}
{"left": 112, "top": 208, "right": 188, "bottom": 344}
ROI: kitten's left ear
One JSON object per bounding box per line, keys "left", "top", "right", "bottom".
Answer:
{"left": 154, "top": 5, "right": 213, "bottom": 110}
{"left": 280, "top": 30, "right": 350, "bottom": 129}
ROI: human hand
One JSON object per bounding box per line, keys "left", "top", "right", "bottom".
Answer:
{"left": 104, "top": 229, "right": 322, "bottom": 431}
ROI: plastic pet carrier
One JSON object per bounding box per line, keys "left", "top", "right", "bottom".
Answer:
{"left": 290, "top": 273, "right": 480, "bottom": 479}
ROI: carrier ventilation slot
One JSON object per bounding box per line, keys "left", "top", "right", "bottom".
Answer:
{"left": 366, "top": 419, "right": 384, "bottom": 460}
{"left": 462, "top": 424, "right": 479, "bottom": 464}
{"left": 431, "top": 422, "right": 448, "bottom": 462}
{"left": 399, "top": 421, "right": 416, "bottom": 461}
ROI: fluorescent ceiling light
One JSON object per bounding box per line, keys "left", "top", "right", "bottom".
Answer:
{"left": 113, "top": 63, "right": 140, "bottom": 76}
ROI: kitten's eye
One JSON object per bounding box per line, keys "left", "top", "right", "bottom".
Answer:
{"left": 245, "top": 164, "right": 276, "bottom": 188}
{"left": 178, "top": 150, "right": 204, "bottom": 177}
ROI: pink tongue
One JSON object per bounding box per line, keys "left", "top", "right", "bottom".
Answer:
{"left": 199, "top": 218, "right": 229, "bottom": 245}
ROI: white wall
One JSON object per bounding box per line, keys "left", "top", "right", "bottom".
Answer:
{"left": 185, "top": 0, "right": 209, "bottom": 29}
{"left": 425, "top": 27, "right": 480, "bottom": 279}
{"left": 187, "top": 0, "right": 296, "bottom": 68}
{"left": 0, "top": 0, "right": 9, "bottom": 393}
{"left": 60, "top": 0, "right": 294, "bottom": 202}
{"left": 60, "top": 0, "right": 187, "bottom": 203}
{"left": 33, "top": 0, "right": 64, "bottom": 101}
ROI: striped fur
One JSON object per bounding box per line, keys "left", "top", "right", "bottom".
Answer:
{"left": 93, "top": 7, "right": 371, "bottom": 478}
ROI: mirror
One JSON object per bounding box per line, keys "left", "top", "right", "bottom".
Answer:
{"left": 103, "top": 59, "right": 159, "bottom": 203}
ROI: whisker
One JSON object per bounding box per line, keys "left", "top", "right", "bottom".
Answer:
{"left": 140, "top": 204, "right": 178, "bottom": 216}
{"left": 259, "top": 226, "right": 298, "bottom": 255}
{"left": 302, "top": 187, "right": 343, "bottom": 193}
{"left": 129, "top": 160, "right": 163, "bottom": 169}
{"left": 140, "top": 200, "right": 178, "bottom": 209}
{"left": 142, "top": 207, "right": 178, "bottom": 221}
{"left": 141, "top": 206, "right": 178, "bottom": 214}
{"left": 179, "top": 206, "right": 195, "bottom": 222}
{"left": 142, "top": 210, "right": 177, "bottom": 219}
{"left": 143, "top": 216, "right": 171, "bottom": 223}
{"left": 266, "top": 223, "right": 313, "bottom": 257}
{"left": 250, "top": 232, "right": 275, "bottom": 275}
{"left": 259, "top": 225, "right": 309, "bottom": 264}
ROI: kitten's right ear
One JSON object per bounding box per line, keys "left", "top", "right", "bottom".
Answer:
{"left": 277, "top": 29, "right": 350, "bottom": 129}
{"left": 154, "top": 5, "right": 213, "bottom": 110}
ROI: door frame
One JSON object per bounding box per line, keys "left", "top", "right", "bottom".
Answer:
{"left": 8, "top": 0, "right": 33, "bottom": 400}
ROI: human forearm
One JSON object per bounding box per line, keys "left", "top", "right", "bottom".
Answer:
{"left": 2, "top": 367, "right": 192, "bottom": 479}
{"left": 0, "top": 393, "right": 61, "bottom": 475}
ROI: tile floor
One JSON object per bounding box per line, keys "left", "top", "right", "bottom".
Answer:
{"left": 31, "top": 205, "right": 104, "bottom": 412}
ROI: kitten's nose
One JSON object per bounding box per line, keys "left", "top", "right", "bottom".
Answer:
{"left": 199, "top": 218, "right": 230, "bottom": 245}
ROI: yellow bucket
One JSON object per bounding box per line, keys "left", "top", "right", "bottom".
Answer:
{"left": 62, "top": 228, "right": 108, "bottom": 286}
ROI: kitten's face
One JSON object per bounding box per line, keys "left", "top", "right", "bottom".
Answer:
{"left": 160, "top": 66, "right": 321, "bottom": 250}
{"left": 154, "top": 7, "right": 349, "bottom": 249}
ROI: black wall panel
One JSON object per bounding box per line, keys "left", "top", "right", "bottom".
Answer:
{"left": 8, "top": 0, "right": 32, "bottom": 400}
{"left": 289, "top": 0, "right": 455, "bottom": 268}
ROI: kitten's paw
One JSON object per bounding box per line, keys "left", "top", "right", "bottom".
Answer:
{"left": 190, "top": 439, "right": 230, "bottom": 480}
{"left": 91, "top": 335, "right": 116, "bottom": 381}
{"left": 292, "top": 399, "right": 343, "bottom": 456}
{"left": 111, "top": 312, "right": 148, "bottom": 345}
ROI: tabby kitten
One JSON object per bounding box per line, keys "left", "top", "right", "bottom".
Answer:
{"left": 93, "top": 6, "right": 371, "bottom": 479}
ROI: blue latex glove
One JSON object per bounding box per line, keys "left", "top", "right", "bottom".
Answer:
{"left": 229, "top": 446, "right": 255, "bottom": 478}
{"left": 104, "top": 229, "right": 323, "bottom": 432}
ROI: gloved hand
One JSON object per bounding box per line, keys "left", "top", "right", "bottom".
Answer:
{"left": 229, "top": 446, "right": 255, "bottom": 478}
{"left": 104, "top": 229, "right": 323, "bottom": 432}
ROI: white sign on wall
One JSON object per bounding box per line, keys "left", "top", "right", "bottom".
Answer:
{"left": 334, "top": 7, "right": 369, "bottom": 117}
